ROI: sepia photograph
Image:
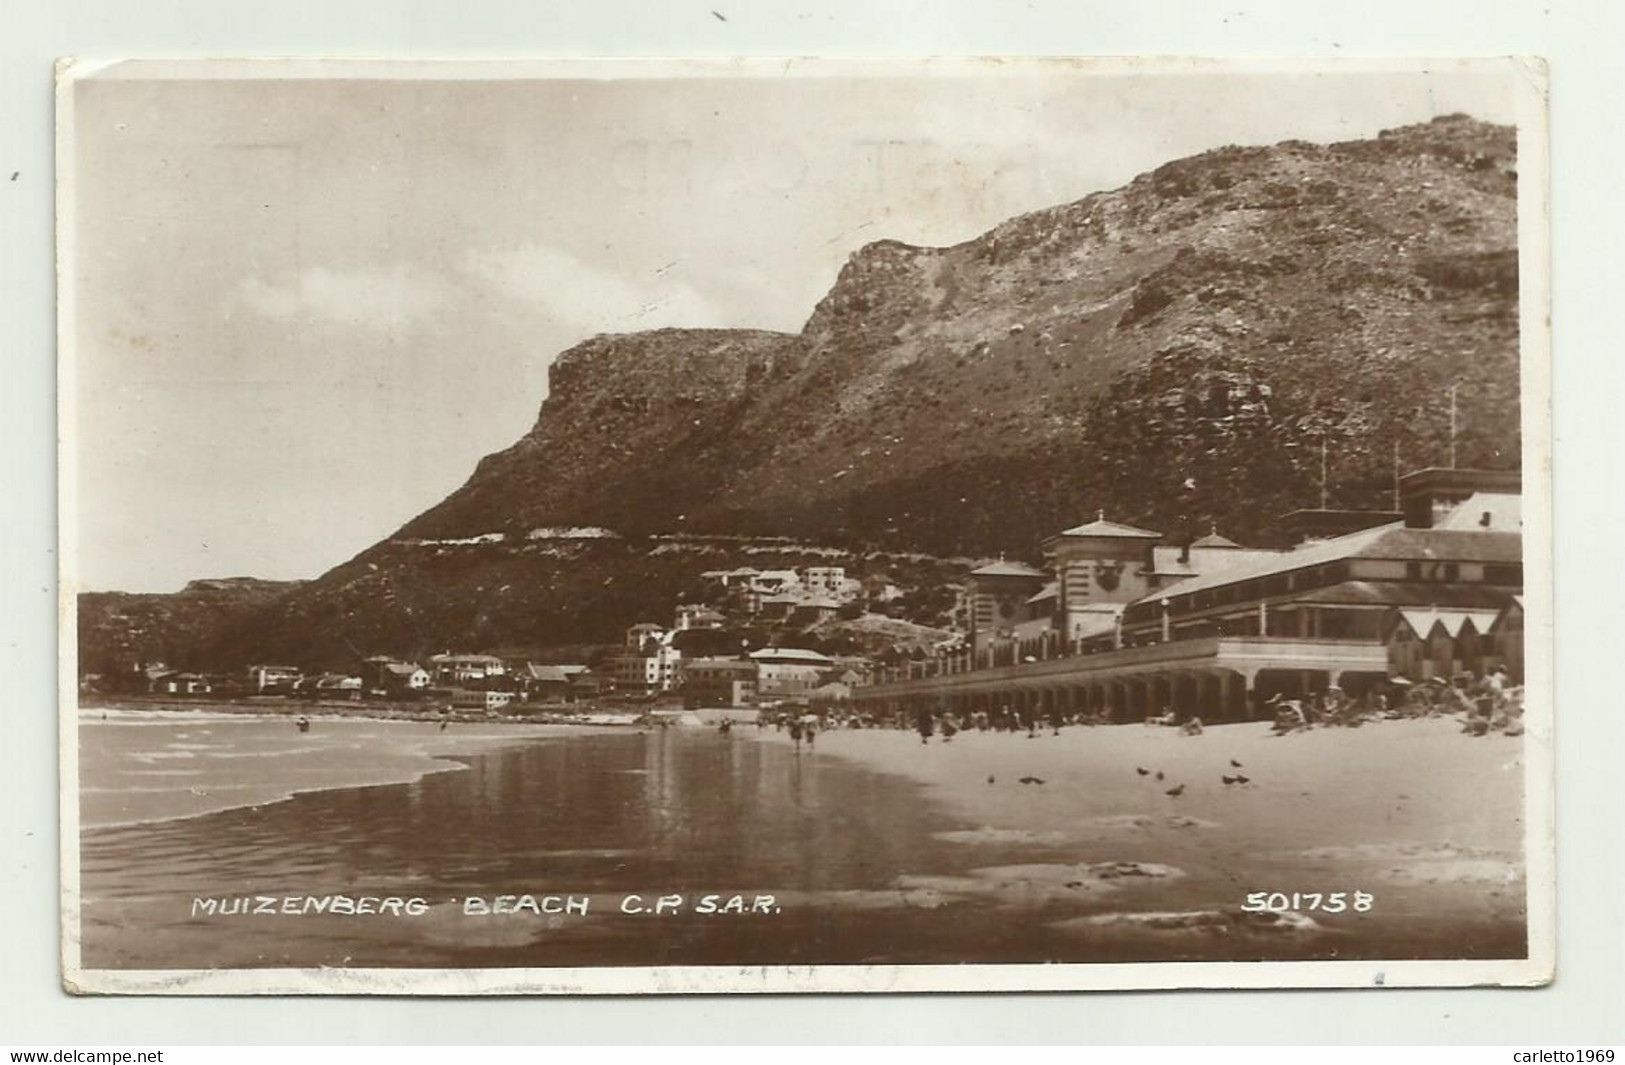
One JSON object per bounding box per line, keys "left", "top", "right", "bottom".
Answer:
{"left": 58, "top": 57, "right": 1552, "bottom": 995}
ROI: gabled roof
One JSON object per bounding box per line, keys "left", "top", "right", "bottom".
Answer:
{"left": 526, "top": 664, "right": 589, "bottom": 682}
{"left": 1052, "top": 516, "right": 1162, "bottom": 540}
{"left": 1026, "top": 581, "right": 1060, "bottom": 605}
{"left": 1191, "top": 531, "right": 1243, "bottom": 549}
{"left": 1148, "top": 545, "right": 1284, "bottom": 578}
{"left": 684, "top": 657, "right": 756, "bottom": 672}
{"left": 383, "top": 662, "right": 425, "bottom": 676}
{"left": 749, "top": 647, "right": 832, "bottom": 665}
{"left": 1394, "top": 608, "right": 1501, "bottom": 639}
{"left": 1296, "top": 580, "right": 1510, "bottom": 610}
{"left": 1435, "top": 491, "right": 1523, "bottom": 531}
{"left": 969, "top": 560, "right": 1049, "bottom": 579}
{"left": 1133, "top": 522, "right": 1521, "bottom": 604}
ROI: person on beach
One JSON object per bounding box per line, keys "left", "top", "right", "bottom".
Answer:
{"left": 914, "top": 707, "right": 934, "bottom": 745}
{"left": 296, "top": 715, "right": 311, "bottom": 733}
{"left": 804, "top": 716, "right": 817, "bottom": 748}
{"left": 788, "top": 717, "right": 804, "bottom": 753}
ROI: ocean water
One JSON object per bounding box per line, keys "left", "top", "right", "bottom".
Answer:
{"left": 74, "top": 715, "right": 1525, "bottom": 970}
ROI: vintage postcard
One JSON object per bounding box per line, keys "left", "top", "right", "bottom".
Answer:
{"left": 58, "top": 57, "right": 1552, "bottom": 994}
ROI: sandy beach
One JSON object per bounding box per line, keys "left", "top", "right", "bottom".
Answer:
{"left": 755, "top": 716, "right": 1528, "bottom": 954}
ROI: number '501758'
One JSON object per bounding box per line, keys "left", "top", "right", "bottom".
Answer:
{"left": 1242, "top": 891, "right": 1374, "bottom": 914}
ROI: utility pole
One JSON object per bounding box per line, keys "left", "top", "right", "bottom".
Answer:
{"left": 1392, "top": 439, "right": 1402, "bottom": 512}
{"left": 1319, "top": 433, "right": 1329, "bottom": 510}
{"left": 1449, "top": 383, "right": 1459, "bottom": 469}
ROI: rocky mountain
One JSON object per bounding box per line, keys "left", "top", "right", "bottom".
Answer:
{"left": 88, "top": 114, "right": 1521, "bottom": 669}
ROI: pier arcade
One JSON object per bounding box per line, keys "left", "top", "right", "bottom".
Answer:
{"left": 854, "top": 468, "right": 1523, "bottom": 724}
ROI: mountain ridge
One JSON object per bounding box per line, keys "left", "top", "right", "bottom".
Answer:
{"left": 79, "top": 113, "right": 1522, "bottom": 670}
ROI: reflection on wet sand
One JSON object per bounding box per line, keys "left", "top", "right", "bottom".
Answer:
{"left": 77, "top": 718, "right": 1524, "bottom": 970}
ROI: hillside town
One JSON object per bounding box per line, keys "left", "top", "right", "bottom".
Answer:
{"left": 86, "top": 465, "right": 1524, "bottom": 736}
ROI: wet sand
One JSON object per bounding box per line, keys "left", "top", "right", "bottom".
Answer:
{"left": 758, "top": 717, "right": 1528, "bottom": 957}
{"left": 73, "top": 714, "right": 1529, "bottom": 968}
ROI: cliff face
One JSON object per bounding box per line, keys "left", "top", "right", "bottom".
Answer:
{"left": 405, "top": 113, "right": 1518, "bottom": 551}
{"left": 91, "top": 114, "right": 1522, "bottom": 668}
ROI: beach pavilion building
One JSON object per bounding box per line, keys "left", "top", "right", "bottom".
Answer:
{"left": 852, "top": 468, "right": 1524, "bottom": 725}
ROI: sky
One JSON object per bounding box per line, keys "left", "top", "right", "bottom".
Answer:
{"left": 68, "top": 60, "right": 1517, "bottom": 592}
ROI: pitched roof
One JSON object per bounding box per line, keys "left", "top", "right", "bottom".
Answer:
{"left": 1148, "top": 545, "right": 1284, "bottom": 577}
{"left": 1135, "top": 523, "right": 1521, "bottom": 603}
{"left": 1053, "top": 516, "right": 1162, "bottom": 540}
{"left": 1296, "top": 580, "right": 1512, "bottom": 609}
{"left": 525, "top": 664, "right": 589, "bottom": 682}
{"left": 684, "top": 657, "right": 755, "bottom": 672}
{"left": 1435, "top": 491, "right": 1523, "bottom": 531}
{"left": 969, "top": 560, "right": 1049, "bottom": 579}
{"left": 749, "top": 647, "right": 832, "bottom": 665}
{"left": 1026, "top": 581, "right": 1060, "bottom": 604}
{"left": 1191, "top": 531, "right": 1243, "bottom": 549}
{"left": 383, "top": 662, "right": 425, "bottom": 676}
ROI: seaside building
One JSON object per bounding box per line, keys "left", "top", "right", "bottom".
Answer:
{"left": 607, "top": 640, "right": 682, "bottom": 694}
{"left": 519, "top": 664, "right": 591, "bottom": 701}
{"left": 382, "top": 662, "right": 431, "bottom": 692}
{"left": 625, "top": 623, "right": 667, "bottom": 650}
{"left": 963, "top": 559, "right": 1050, "bottom": 656}
{"left": 426, "top": 653, "right": 507, "bottom": 684}
{"left": 1382, "top": 607, "right": 1502, "bottom": 682}
{"left": 674, "top": 605, "right": 726, "bottom": 631}
{"left": 749, "top": 647, "right": 833, "bottom": 699}
{"left": 148, "top": 670, "right": 211, "bottom": 695}
{"left": 449, "top": 689, "right": 515, "bottom": 714}
{"left": 247, "top": 664, "right": 302, "bottom": 694}
{"left": 304, "top": 673, "right": 364, "bottom": 700}
{"left": 680, "top": 657, "right": 758, "bottom": 709}
{"left": 853, "top": 468, "right": 1524, "bottom": 725}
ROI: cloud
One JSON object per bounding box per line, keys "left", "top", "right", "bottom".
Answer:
{"left": 235, "top": 265, "right": 447, "bottom": 330}
{"left": 460, "top": 243, "right": 727, "bottom": 335}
